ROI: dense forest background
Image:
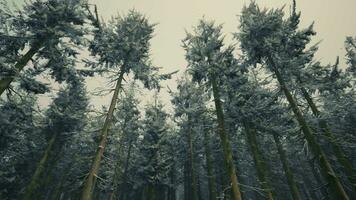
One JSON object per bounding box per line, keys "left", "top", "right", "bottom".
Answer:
{"left": 0, "top": 0, "right": 355, "bottom": 200}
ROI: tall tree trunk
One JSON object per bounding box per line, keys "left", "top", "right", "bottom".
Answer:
{"left": 184, "top": 158, "right": 191, "bottom": 200}
{"left": 81, "top": 70, "right": 125, "bottom": 200}
{"left": 50, "top": 164, "right": 72, "bottom": 200}
{"left": 187, "top": 116, "right": 199, "bottom": 200}
{"left": 23, "top": 133, "right": 57, "bottom": 200}
{"left": 307, "top": 158, "right": 328, "bottom": 198}
{"left": 108, "top": 130, "right": 127, "bottom": 200}
{"left": 0, "top": 42, "right": 42, "bottom": 96}
{"left": 272, "top": 132, "right": 302, "bottom": 200}
{"left": 210, "top": 75, "right": 242, "bottom": 200}
{"left": 295, "top": 156, "right": 321, "bottom": 199}
{"left": 204, "top": 128, "right": 217, "bottom": 200}
{"left": 300, "top": 86, "right": 356, "bottom": 191}
{"left": 270, "top": 62, "right": 350, "bottom": 200}
{"left": 118, "top": 138, "right": 134, "bottom": 200}
{"left": 146, "top": 184, "right": 156, "bottom": 200}
{"left": 168, "top": 155, "right": 176, "bottom": 200}
{"left": 244, "top": 122, "right": 275, "bottom": 200}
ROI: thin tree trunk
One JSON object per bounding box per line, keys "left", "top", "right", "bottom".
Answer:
{"left": 184, "top": 158, "right": 191, "bottom": 200}
{"left": 272, "top": 132, "right": 302, "bottom": 200}
{"left": 210, "top": 75, "right": 242, "bottom": 200}
{"left": 50, "top": 164, "right": 72, "bottom": 200}
{"left": 270, "top": 61, "right": 350, "bottom": 200}
{"left": 23, "top": 133, "right": 57, "bottom": 200}
{"left": 187, "top": 115, "right": 199, "bottom": 200}
{"left": 300, "top": 183, "right": 312, "bottom": 200}
{"left": 81, "top": 70, "right": 125, "bottom": 200}
{"left": 307, "top": 158, "right": 328, "bottom": 198}
{"left": 118, "top": 138, "right": 134, "bottom": 200}
{"left": 168, "top": 154, "right": 176, "bottom": 200}
{"left": 146, "top": 184, "right": 156, "bottom": 200}
{"left": 0, "top": 42, "right": 42, "bottom": 96}
{"left": 294, "top": 156, "right": 321, "bottom": 199}
{"left": 244, "top": 122, "right": 275, "bottom": 200}
{"left": 204, "top": 128, "right": 217, "bottom": 200}
{"left": 300, "top": 86, "right": 356, "bottom": 191}
{"left": 108, "top": 130, "right": 127, "bottom": 200}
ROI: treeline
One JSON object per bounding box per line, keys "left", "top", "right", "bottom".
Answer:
{"left": 0, "top": 0, "right": 355, "bottom": 200}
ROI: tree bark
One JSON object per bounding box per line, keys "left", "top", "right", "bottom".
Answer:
{"left": 81, "top": 70, "right": 125, "bottom": 200}
{"left": 270, "top": 61, "right": 350, "bottom": 200}
{"left": 300, "top": 86, "right": 356, "bottom": 191}
{"left": 244, "top": 122, "right": 275, "bottom": 200}
{"left": 23, "top": 133, "right": 57, "bottom": 200}
{"left": 211, "top": 75, "right": 243, "bottom": 200}
{"left": 0, "top": 42, "right": 42, "bottom": 96}
{"left": 272, "top": 132, "right": 302, "bottom": 200}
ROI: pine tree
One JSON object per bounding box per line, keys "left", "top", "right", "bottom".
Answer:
{"left": 0, "top": 93, "right": 42, "bottom": 200}
{"left": 237, "top": 2, "right": 350, "bottom": 199}
{"left": 137, "top": 95, "right": 171, "bottom": 200}
{"left": 108, "top": 83, "right": 141, "bottom": 200}
{"left": 23, "top": 76, "right": 89, "bottom": 200}
{"left": 0, "top": 0, "right": 93, "bottom": 96}
{"left": 81, "top": 11, "right": 157, "bottom": 200}
{"left": 183, "top": 19, "right": 243, "bottom": 200}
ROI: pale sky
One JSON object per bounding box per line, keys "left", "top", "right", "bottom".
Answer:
{"left": 9, "top": 0, "right": 356, "bottom": 109}
{"left": 89, "top": 0, "right": 356, "bottom": 109}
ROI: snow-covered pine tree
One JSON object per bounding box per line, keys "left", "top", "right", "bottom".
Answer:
{"left": 23, "top": 75, "right": 89, "bottom": 200}
{"left": 0, "top": 0, "right": 94, "bottom": 96}
{"left": 237, "top": 2, "right": 350, "bottom": 199}
{"left": 81, "top": 10, "right": 175, "bottom": 200}
{"left": 183, "top": 19, "right": 243, "bottom": 200}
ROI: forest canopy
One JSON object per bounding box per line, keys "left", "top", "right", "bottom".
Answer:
{"left": 0, "top": 0, "right": 355, "bottom": 200}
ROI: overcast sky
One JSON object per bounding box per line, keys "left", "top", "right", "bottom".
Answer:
{"left": 89, "top": 0, "right": 356, "bottom": 109}
{"left": 10, "top": 0, "right": 356, "bottom": 109}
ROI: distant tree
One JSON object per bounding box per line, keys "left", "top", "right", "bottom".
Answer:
{"left": 135, "top": 96, "right": 171, "bottom": 200}
{"left": 183, "top": 19, "right": 243, "bottom": 200}
{"left": 23, "top": 76, "right": 89, "bottom": 200}
{"left": 0, "top": 93, "right": 42, "bottom": 200}
{"left": 108, "top": 83, "right": 141, "bottom": 200}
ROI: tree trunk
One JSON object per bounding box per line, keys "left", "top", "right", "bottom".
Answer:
{"left": 210, "top": 75, "right": 242, "bottom": 200}
{"left": 0, "top": 42, "right": 42, "bottom": 96}
{"left": 272, "top": 132, "right": 302, "bottom": 200}
{"left": 118, "top": 138, "right": 134, "bottom": 200}
{"left": 294, "top": 156, "right": 321, "bottom": 199}
{"left": 300, "top": 86, "right": 356, "bottom": 191}
{"left": 168, "top": 155, "right": 176, "bottom": 200}
{"left": 23, "top": 133, "right": 57, "bottom": 200}
{"left": 184, "top": 158, "right": 191, "bottom": 200}
{"left": 244, "top": 122, "right": 275, "bottom": 200}
{"left": 271, "top": 62, "right": 350, "bottom": 200}
{"left": 109, "top": 130, "right": 127, "bottom": 200}
{"left": 204, "top": 128, "right": 217, "bottom": 200}
{"left": 187, "top": 115, "right": 199, "bottom": 200}
{"left": 50, "top": 164, "right": 72, "bottom": 200}
{"left": 146, "top": 184, "right": 156, "bottom": 200}
{"left": 307, "top": 158, "right": 328, "bottom": 198}
{"left": 81, "top": 70, "right": 125, "bottom": 200}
